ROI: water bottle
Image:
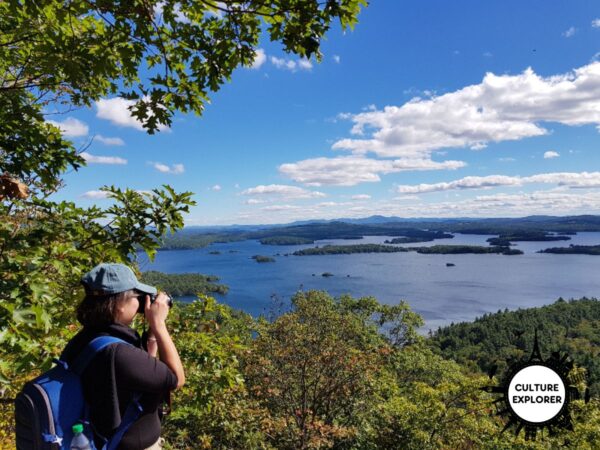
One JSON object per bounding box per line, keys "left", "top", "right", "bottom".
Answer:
{"left": 70, "top": 423, "right": 92, "bottom": 450}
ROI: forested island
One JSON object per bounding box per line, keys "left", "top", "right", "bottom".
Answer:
{"left": 252, "top": 255, "right": 276, "bottom": 262}
{"left": 384, "top": 237, "right": 436, "bottom": 244}
{"left": 259, "top": 236, "right": 315, "bottom": 245}
{"left": 487, "top": 231, "right": 571, "bottom": 246}
{"left": 140, "top": 271, "right": 229, "bottom": 296}
{"left": 293, "top": 244, "right": 523, "bottom": 256}
{"left": 539, "top": 245, "right": 600, "bottom": 255}
{"left": 293, "top": 244, "right": 407, "bottom": 255}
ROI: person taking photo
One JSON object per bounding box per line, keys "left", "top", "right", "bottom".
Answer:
{"left": 61, "top": 263, "right": 185, "bottom": 450}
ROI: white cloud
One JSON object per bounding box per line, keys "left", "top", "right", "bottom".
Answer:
{"left": 261, "top": 204, "right": 299, "bottom": 212}
{"left": 245, "top": 198, "right": 267, "bottom": 205}
{"left": 279, "top": 156, "right": 465, "bottom": 186}
{"left": 80, "top": 190, "right": 109, "bottom": 199}
{"left": 332, "top": 63, "right": 600, "bottom": 159}
{"left": 351, "top": 194, "right": 371, "bottom": 200}
{"left": 279, "top": 63, "right": 600, "bottom": 189}
{"left": 211, "top": 184, "right": 222, "bottom": 191}
{"left": 242, "top": 184, "right": 325, "bottom": 199}
{"left": 498, "top": 157, "right": 516, "bottom": 162}
{"left": 333, "top": 55, "right": 341, "bottom": 64}
{"left": 563, "top": 26, "right": 577, "bottom": 38}
{"left": 47, "top": 117, "right": 89, "bottom": 137}
{"left": 270, "top": 56, "right": 312, "bottom": 72}
{"left": 81, "top": 152, "right": 127, "bottom": 165}
{"left": 395, "top": 171, "right": 600, "bottom": 194}
{"left": 152, "top": 162, "right": 185, "bottom": 174}
{"left": 544, "top": 150, "right": 560, "bottom": 159}
{"left": 93, "top": 135, "right": 125, "bottom": 146}
{"left": 316, "top": 202, "right": 338, "bottom": 208}
{"left": 96, "top": 98, "right": 168, "bottom": 131}
{"left": 593, "top": 19, "right": 600, "bottom": 28}
{"left": 249, "top": 49, "right": 266, "bottom": 69}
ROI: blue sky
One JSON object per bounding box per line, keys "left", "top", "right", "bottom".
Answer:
{"left": 51, "top": 1, "right": 600, "bottom": 225}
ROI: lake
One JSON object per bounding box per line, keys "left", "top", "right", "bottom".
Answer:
{"left": 139, "top": 232, "right": 600, "bottom": 331}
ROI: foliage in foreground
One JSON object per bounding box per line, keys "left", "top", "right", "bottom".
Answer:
{"left": 3, "top": 290, "right": 600, "bottom": 448}
{"left": 160, "top": 291, "right": 600, "bottom": 449}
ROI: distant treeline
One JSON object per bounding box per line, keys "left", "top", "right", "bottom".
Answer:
{"left": 141, "top": 271, "right": 229, "bottom": 296}
{"left": 293, "top": 244, "right": 523, "bottom": 256}
{"left": 429, "top": 297, "right": 600, "bottom": 395}
{"left": 159, "top": 216, "right": 600, "bottom": 250}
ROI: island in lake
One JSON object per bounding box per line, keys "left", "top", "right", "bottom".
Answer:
{"left": 293, "top": 244, "right": 523, "bottom": 256}
{"left": 141, "top": 271, "right": 229, "bottom": 296}
{"left": 487, "top": 231, "right": 571, "bottom": 246}
{"left": 538, "top": 245, "right": 600, "bottom": 255}
{"left": 252, "top": 255, "right": 276, "bottom": 263}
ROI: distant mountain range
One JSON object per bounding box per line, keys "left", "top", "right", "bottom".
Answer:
{"left": 183, "top": 215, "right": 600, "bottom": 232}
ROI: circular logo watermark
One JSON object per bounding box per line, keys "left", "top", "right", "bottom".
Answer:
{"left": 507, "top": 364, "right": 566, "bottom": 424}
{"left": 482, "top": 330, "right": 589, "bottom": 441}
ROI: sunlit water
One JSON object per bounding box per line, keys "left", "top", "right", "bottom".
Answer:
{"left": 139, "top": 232, "right": 600, "bottom": 331}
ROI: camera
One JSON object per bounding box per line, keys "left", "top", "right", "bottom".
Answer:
{"left": 137, "top": 292, "right": 174, "bottom": 313}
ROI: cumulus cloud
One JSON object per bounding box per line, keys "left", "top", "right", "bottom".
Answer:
{"left": 241, "top": 184, "right": 325, "bottom": 199}
{"left": 81, "top": 152, "right": 127, "bottom": 165}
{"left": 93, "top": 135, "right": 125, "bottom": 146}
{"left": 544, "top": 150, "right": 560, "bottom": 159}
{"left": 96, "top": 98, "right": 168, "bottom": 131}
{"left": 47, "top": 117, "right": 89, "bottom": 137}
{"left": 593, "top": 19, "right": 600, "bottom": 28}
{"left": 279, "top": 156, "right": 465, "bottom": 186}
{"left": 281, "top": 62, "right": 600, "bottom": 188}
{"left": 395, "top": 171, "right": 600, "bottom": 194}
{"left": 333, "top": 55, "right": 341, "bottom": 64}
{"left": 249, "top": 49, "right": 266, "bottom": 69}
{"left": 80, "top": 190, "right": 110, "bottom": 199}
{"left": 351, "top": 194, "right": 371, "bottom": 200}
{"left": 563, "top": 26, "right": 577, "bottom": 38}
{"left": 333, "top": 62, "right": 600, "bottom": 159}
{"left": 152, "top": 162, "right": 185, "bottom": 174}
{"left": 270, "top": 56, "right": 313, "bottom": 72}
{"left": 211, "top": 184, "right": 222, "bottom": 191}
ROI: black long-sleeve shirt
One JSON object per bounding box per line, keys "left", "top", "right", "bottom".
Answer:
{"left": 61, "top": 323, "right": 178, "bottom": 449}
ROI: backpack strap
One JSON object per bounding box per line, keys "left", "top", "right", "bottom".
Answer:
{"left": 103, "top": 394, "right": 143, "bottom": 450}
{"left": 70, "top": 336, "right": 126, "bottom": 376}
{"left": 67, "top": 336, "right": 144, "bottom": 450}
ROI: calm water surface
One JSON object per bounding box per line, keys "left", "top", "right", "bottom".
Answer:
{"left": 140, "top": 232, "right": 600, "bottom": 331}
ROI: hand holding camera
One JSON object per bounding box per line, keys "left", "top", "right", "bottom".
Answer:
{"left": 137, "top": 292, "right": 173, "bottom": 314}
{"left": 139, "top": 292, "right": 173, "bottom": 331}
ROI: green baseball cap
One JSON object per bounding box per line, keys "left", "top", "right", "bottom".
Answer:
{"left": 81, "top": 263, "right": 157, "bottom": 296}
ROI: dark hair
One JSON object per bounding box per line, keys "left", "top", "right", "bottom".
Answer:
{"left": 76, "top": 290, "right": 136, "bottom": 328}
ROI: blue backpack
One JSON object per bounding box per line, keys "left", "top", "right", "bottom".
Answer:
{"left": 15, "top": 336, "right": 142, "bottom": 450}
